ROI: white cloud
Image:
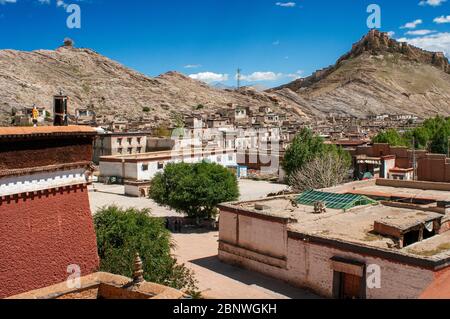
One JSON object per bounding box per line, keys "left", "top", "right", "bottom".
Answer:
{"left": 0, "top": 0, "right": 17, "bottom": 4}
{"left": 387, "top": 31, "right": 396, "bottom": 37}
{"left": 397, "top": 32, "right": 450, "bottom": 57}
{"left": 275, "top": 2, "right": 296, "bottom": 7}
{"left": 405, "top": 29, "right": 436, "bottom": 35}
{"left": 434, "top": 15, "right": 450, "bottom": 24}
{"left": 189, "top": 72, "right": 229, "bottom": 83}
{"left": 272, "top": 40, "right": 280, "bottom": 46}
{"left": 237, "top": 70, "right": 304, "bottom": 82}
{"left": 240, "top": 71, "right": 284, "bottom": 82}
{"left": 400, "top": 19, "right": 423, "bottom": 29}
{"left": 184, "top": 64, "right": 201, "bottom": 69}
{"left": 286, "top": 70, "right": 304, "bottom": 80}
{"left": 419, "top": 0, "right": 446, "bottom": 6}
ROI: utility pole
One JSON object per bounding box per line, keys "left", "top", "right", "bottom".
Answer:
{"left": 237, "top": 68, "right": 242, "bottom": 90}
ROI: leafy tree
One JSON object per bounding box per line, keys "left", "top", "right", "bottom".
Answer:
{"left": 282, "top": 128, "right": 351, "bottom": 178}
{"left": 94, "top": 206, "right": 198, "bottom": 293}
{"left": 154, "top": 125, "right": 172, "bottom": 137}
{"left": 372, "top": 116, "right": 450, "bottom": 154}
{"left": 282, "top": 128, "right": 326, "bottom": 177}
{"left": 372, "top": 129, "right": 407, "bottom": 147}
{"left": 289, "top": 151, "right": 351, "bottom": 192}
{"left": 430, "top": 126, "right": 449, "bottom": 155}
{"left": 150, "top": 162, "right": 239, "bottom": 219}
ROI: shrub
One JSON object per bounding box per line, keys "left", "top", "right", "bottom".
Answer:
{"left": 94, "top": 206, "right": 198, "bottom": 293}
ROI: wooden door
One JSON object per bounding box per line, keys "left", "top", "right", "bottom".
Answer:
{"left": 340, "top": 273, "right": 361, "bottom": 299}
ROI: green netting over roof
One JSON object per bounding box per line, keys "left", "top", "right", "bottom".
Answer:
{"left": 296, "top": 190, "right": 377, "bottom": 211}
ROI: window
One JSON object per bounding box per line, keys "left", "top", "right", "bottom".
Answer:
{"left": 217, "top": 155, "right": 222, "bottom": 163}
{"left": 118, "top": 148, "right": 123, "bottom": 154}
{"left": 137, "top": 137, "right": 142, "bottom": 144}
{"left": 142, "top": 164, "right": 149, "bottom": 171}
{"left": 128, "top": 148, "right": 132, "bottom": 154}
{"left": 128, "top": 138, "right": 132, "bottom": 145}
{"left": 117, "top": 138, "right": 122, "bottom": 146}
{"left": 157, "top": 162, "right": 164, "bottom": 170}
{"left": 228, "top": 154, "right": 234, "bottom": 161}
{"left": 137, "top": 147, "right": 142, "bottom": 153}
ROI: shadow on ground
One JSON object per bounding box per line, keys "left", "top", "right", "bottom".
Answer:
{"left": 190, "top": 255, "right": 321, "bottom": 299}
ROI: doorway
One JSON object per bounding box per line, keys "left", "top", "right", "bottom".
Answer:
{"left": 339, "top": 272, "right": 362, "bottom": 299}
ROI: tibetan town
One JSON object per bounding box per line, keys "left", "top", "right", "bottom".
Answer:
{"left": 1, "top": 1, "right": 450, "bottom": 310}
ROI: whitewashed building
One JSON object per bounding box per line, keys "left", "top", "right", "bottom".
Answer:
{"left": 99, "top": 149, "right": 239, "bottom": 197}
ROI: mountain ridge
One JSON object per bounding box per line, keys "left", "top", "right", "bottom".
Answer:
{"left": 270, "top": 30, "right": 450, "bottom": 118}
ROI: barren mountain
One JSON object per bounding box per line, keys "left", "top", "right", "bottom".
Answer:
{"left": 0, "top": 44, "right": 306, "bottom": 126}
{"left": 272, "top": 30, "right": 450, "bottom": 118}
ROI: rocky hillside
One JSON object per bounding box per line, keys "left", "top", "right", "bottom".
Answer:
{"left": 0, "top": 44, "right": 306, "bottom": 126}
{"left": 272, "top": 30, "right": 450, "bottom": 118}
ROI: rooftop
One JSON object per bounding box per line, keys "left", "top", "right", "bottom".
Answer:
{"left": 7, "top": 272, "right": 185, "bottom": 300}
{"left": 0, "top": 126, "right": 96, "bottom": 138}
{"left": 100, "top": 148, "right": 236, "bottom": 162}
{"left": 219, "top": 179, "right": 450, "bottom": 260}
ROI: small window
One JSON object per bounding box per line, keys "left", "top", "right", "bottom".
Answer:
{"left": 142, "top": 164, "right": 149, "bottom": 171}
{"left": 128, "top": 148, "right": 132, "bottom": 154}
{"left": 217, "top": 155, "right": 222, "bottom": 163}
{"left": 157, "top": 162, "right": 164, "bottom": 170}
{"left": 128, "top": 138, "right": 132, "bottom": 145}
{"left": 137, "top": 137, "right": 142, "bottom": 144}
{"left": 117, "top": 138, "right": 122, "bottom": 146}
{"left": 118, "top": 148, "right": 123, "bottom": 154}
{"left": 137, "top": 147, "right": 142, "bottom": 153}
{"left": 228, "top": 154, "right": 234, "bottom": 161}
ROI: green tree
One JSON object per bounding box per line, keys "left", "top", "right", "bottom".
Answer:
{"left": 150, "top": 162, "right": 239, "bottom": 219}
{"left": 430, "top": 126, "right": 449, "bottom": 155}
{"left": 94, "top": 206, "right": 198, "bottom": 293}
{"left": 372, "top": 129, "right": 407, "bottom": 147}
{"left": 282, "top": 128, "right": 326, "bottom": 177}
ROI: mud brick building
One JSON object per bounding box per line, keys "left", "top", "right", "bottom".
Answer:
{"left": 218, "top": 179, "right": 450, "bottom": 299}
{"left": 352, "top": 143, "right": 450, "bottom": 182}
{"left": 0, "top": 126, "right": 99, "bottom": 298}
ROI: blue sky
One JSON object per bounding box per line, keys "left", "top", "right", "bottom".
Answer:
{"left": 0, "top": 0, "right": 450, "bottom": 87}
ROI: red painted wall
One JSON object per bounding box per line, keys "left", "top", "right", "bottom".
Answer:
{"left": 0, "top": 185, "right": 99, "bottom": 298}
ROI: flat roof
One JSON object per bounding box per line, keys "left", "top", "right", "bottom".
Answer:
{"left": 0, "top": 126, "right": 96, "bottom": 138}
{"left": 328, "top": 180, "right": 450, "bottom": 202}
{"left": 220, "top": 192, "right": 450, "bottom": 260}
{"left": 100, "top": 148, "right": 236, "bottom": 162}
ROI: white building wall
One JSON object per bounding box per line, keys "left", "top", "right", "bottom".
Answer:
{"left": 99, "top": 161, "right": 123, "bottom": 178}
{"left": 0, "top": 169, "right": 87, "bottom": 197}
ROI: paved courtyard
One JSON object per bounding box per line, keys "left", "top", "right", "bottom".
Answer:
{"left": 88, "top": 179, "right": 318, "bottom": 299}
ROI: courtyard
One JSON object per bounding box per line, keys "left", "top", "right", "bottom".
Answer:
{"left": 88, "top": 179, "right": 319, "bottom": 299}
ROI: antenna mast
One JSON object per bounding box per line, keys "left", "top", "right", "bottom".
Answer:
{"left": 237, "top": 68, "right": 242, "bottom": 90}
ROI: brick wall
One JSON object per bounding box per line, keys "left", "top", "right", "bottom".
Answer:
{"left": 0, "top": 185, "right": 99, "bottom": 298}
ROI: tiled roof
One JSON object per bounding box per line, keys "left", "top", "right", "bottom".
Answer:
{"left": 0, "top": 126, "right": 96, "bottom": 138}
